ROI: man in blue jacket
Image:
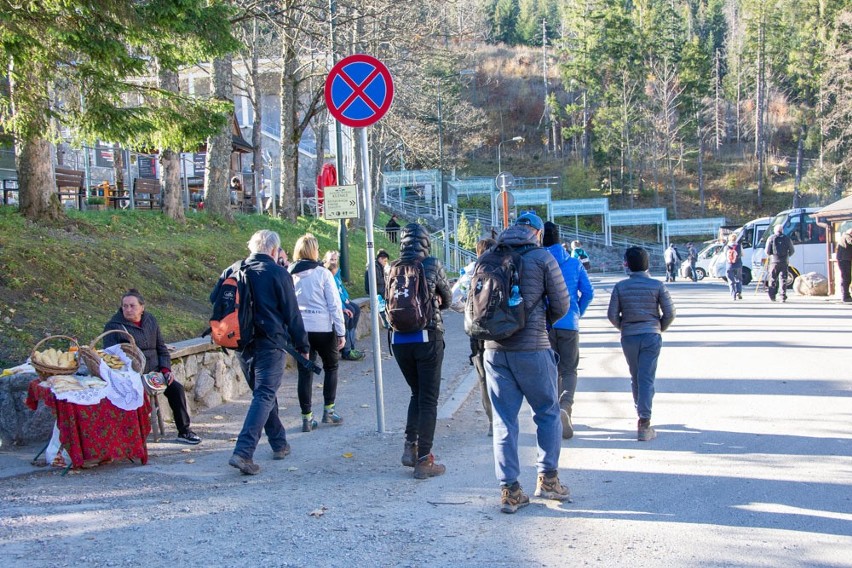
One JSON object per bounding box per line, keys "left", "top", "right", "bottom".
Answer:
{"left": 542, "top": 222, "right": 594, "bottom": 439}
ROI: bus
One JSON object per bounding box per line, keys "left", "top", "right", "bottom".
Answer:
{"left": 751, "top": 208, "right": 827, "bottom": 286}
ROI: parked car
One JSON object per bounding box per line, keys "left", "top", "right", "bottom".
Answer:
{"left": 751, "top": 208, "right": 826, "bottom": 288}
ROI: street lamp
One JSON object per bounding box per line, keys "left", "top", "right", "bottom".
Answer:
{"left": 497, "top": 136, "right": 524, "bottom": 174}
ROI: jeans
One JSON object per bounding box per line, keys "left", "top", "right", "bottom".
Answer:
{"left": 234, "top": 347, "right": 289, "bottom": 459}
{"left": 665, "top": 262, "right": 677, "bottom": 282}
{"left": 548, "top": 328, "right": 579, "bottom": 408}
{"left": 297, "top": 331, "right": 340, "bottom": 415}
{"left": 689, "top": 261, "right": 698, "bottom": 281}
{"left": 484, "top": 349, "right": 561, "bottom": 486}
{"left": 392, "top": 338, "right": 444, "bottom": 458}
{"left": 839, "top": 259, "right": 852, "bottom": 300}
{"left": 342, "top": 301, "right": 361, "bottom": 354}
{"left": 469, "top": 338, "right": 492, "bottom": 424}
{"left": 726, "top": 265, "right": 743, "bottom": 298}
{"left": 767, "top": 261, "right": 789, "bottom": 300}
{"left": 620, "top": 333, "right": 662, "bottom": 420}
{"left": 163, "top": 379, "right": 191, "bottom": 435}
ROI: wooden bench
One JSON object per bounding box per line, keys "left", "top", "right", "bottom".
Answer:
{"left": 55, "top": 168, "right": 85, "bottom": 209}
{"left": 133, "top": 178, "right": 161, "bottom": 209}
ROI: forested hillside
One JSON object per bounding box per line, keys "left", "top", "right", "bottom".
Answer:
{"left": 377, "top": 0, "right": 851, "bottom": 225}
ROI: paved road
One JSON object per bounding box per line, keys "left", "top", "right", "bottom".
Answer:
{"left": 1, "top": 275, "right": 850, "bottom": 567}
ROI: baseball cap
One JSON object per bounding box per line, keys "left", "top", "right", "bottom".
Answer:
{"left": 515, "top": 212, "right": 544, "bottom": 231}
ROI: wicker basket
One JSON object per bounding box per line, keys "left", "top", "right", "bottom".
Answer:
{"left": 30, "top": 335, "right": 80, "bottom": 378}
{"left": 79, "top": 329, "right": 146, "bottom": 379}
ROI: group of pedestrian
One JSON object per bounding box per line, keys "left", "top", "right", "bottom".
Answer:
{"left": 110, "top": 213, "right": 677, "bottom": 513}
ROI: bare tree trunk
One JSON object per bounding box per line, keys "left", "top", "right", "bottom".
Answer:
{"left": 793, "top": 122, "right": 805, "bottom": 208}
{"left": 755, "top": 16, "right": 765, "bottom": 208}
{"left": 158, "top": 64, "right": 185, "bottom": 220}
{"left": 280, "top": 38, "right": 299, "bottom": 221}
{"left": 17, "top": 137, "right": 62, "bottom": 221}
{"left": 651, "top": 135, "right": 661, "bottom": 208}
{"left": 697, "top": 113, "right": 705, "bottom": 215}
{"left": 112, "top": 142, "right": 125, "bottom": 193}
{"left": 714, "top": 49, "right": 722, "bottom": 155}
{"left": 251, "top": 19, "right": 263, "bottom": 213}
{"left": 204, "top": 54, "right": 234, "bottom": 219}
{"left": 11, "top": 63, "right": 62, "bottom": 221}
{"left": 582, "top": 91, "right": 590, "bottom": 168}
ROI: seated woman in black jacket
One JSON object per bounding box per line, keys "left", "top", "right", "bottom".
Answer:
{"left": 103, "top": 289, "right": 201, "bottom": 445}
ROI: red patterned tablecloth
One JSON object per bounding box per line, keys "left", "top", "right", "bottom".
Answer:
{"left": 26, "top": 379, "right": 151, "bottom": 469}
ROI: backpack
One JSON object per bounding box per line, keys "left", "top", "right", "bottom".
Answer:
{"left": 726, "top": 245, "right": 739, "bottom": 265}
{"left": 773, "top": 234, "right": 793, "bottom": 259}
{"left": 464, "top": 244, "right": 536, "bottom": 341}
{"left": 384, "top": 258, "right": 432, "bottom": 333}
{"left": 209, "top": 261, "right": 254, "bottom": 350}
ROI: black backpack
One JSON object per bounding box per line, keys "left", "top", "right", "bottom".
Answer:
{"left": 209, "top": 261, "right": 254, "bottom": 350}
{"left": 772, "top": 234, "right": 793, "bottom": 259}
{"left": 385, "top": 258, "right": 433, "bottom": 333}
{"left": 464, "top": 244, "right": 536, "bottom": 341}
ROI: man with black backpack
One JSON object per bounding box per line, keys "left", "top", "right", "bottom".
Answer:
{"left": 764, "top": 224, "right": 796, "bottom": 302}
{"left": 471, "top": 212, "right": 570, "bottom": 514}
{"left": 211, "top": 230, "right": 309, "bottom": 475}
{"left": 386, "top": 223, "right": 452, "bottom": 480}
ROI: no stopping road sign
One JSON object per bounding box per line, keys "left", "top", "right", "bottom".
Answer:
{"left": 325, "top": 54, "right": 394, "bottom": 128}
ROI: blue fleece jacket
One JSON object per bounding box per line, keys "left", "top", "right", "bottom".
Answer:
{"left": 546, "top": 243, "right": 594, "bottom": 331}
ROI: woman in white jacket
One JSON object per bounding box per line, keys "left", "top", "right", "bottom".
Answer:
{"left": 289, "top": 233, "right": 346, "bottom": 432}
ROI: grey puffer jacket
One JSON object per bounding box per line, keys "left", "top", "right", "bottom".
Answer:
{"left": 484, "top": 225, "right": 569, "bottom": 351}
{"left": 607, "top": 271, "right": 676, "bottom": 336}
{"left": 397, "top": 223, "right": 452, "bottom": 334}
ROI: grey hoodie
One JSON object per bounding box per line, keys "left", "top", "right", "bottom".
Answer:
{"left": 484, "top": 225, "right": 569, "bottom": 351}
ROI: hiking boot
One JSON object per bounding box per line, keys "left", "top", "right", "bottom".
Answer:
{"left": 736, "top": 292, "right": 742, "bottom": 300}
{"left": 534, "top": 472, "right": 572, "bottom": 501}
{"left": 272, "top": 444, "right": 291, "bottom": 460}
{"left": 500, "top": 483, "right": 530, "bottom": 514}
{"left": 560, "top": 405, "right": 574, "bottom": 440}
{"left": 638, "top": 418, "right": 657, "bottom": 441}
{"left": 228, "top": 454, "right": 260, "bottom": 475}
{"left": 401, "top": 441, "right": 418, "bottom": 467}
{"left": 413, "top": 454, "right": 445, "bottom": 479}
{"left": 176, "top": 430, "right": 201, "bottom": 445}
{"left": 342, "top": 349, "right": 365, "bottom": 361}
{"left": 302, "top": 417, "right": 318, "bottom": 432}
{"left": 322, "top": 408, "right": 343, "bottom": 425}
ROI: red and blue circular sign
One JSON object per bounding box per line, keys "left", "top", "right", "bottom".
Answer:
{"left": 325, "top": 54, "right": 394, "bottom": 128}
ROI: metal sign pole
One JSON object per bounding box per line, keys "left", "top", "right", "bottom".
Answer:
{"left": 359, "top": 127, "right": 386, "bottom": 433}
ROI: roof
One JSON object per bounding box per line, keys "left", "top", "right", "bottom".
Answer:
{"left": 231, "top": 116, "right": 253, "bottom": 153}
{"left": 813, "top": 196, "right": 852, "bottom": 223}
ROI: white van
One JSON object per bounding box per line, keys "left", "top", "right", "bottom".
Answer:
{"left": 710, "top": 216, "right": 772, "bottom": 285}
{"left": 751, "top": 208, "right": 827, "bottom": 285}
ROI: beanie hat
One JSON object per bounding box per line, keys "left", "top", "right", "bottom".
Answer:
{"left": 542, "top": 222, "right": 560, "bottom": 247}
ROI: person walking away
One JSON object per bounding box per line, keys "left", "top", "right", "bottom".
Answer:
{"left": 387, "top": 223, "right": 452, "bottom": 479}
{"left": 570, "top": 240, "right": 591, "bottom": 271}
{"left": 481, "top": 213, "right": 571, "bottom": 514}
{"left": 289, "top": 234, "right": 346, "bottom": 431}
{"left": 607, "top": 247, "right": 676, "bottom": 442}
{"left": 543, "top": 222, "right": 594, "bottom": 440}
{"left": 213, "top": 230, "right": 309, "bottom": 475}
{"left": 835, "top": 227, "right": 852, "bottom": 303}
{"left": 451, "top": 237, "right": 496, "bottom": 436}
{"left": 686, "top": 242, "right": 698, "bottom": 282}
{"left": 725, "top": 233, "right": 744, "bottom": 300}
{"left": 664, "top": 243, "right": 681, "bottom": 282}
{"left": 323, "top": 250, "right": 365, "bottom": 360}
{"left": 764, "top": 225, "right": 795, "bottom": 302}
{"left": 103, "top": 289, "right": 201, "bottom": 445}
{"left": 365, "top": 249, "right": 391, "bottom": 329}
{"left": 385, "top": 214, "right": 401, "bottom": 244}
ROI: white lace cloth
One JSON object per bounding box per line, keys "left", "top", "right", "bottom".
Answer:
{"left": 52, "top": 345, "right": 144, "bottom": 410}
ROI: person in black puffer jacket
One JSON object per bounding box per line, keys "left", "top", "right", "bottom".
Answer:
{"left": 104, "top": 289, "right": 201, "bottom": 445}
{"left": 389, "top": 223, "right": 452, "bottom": 480}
